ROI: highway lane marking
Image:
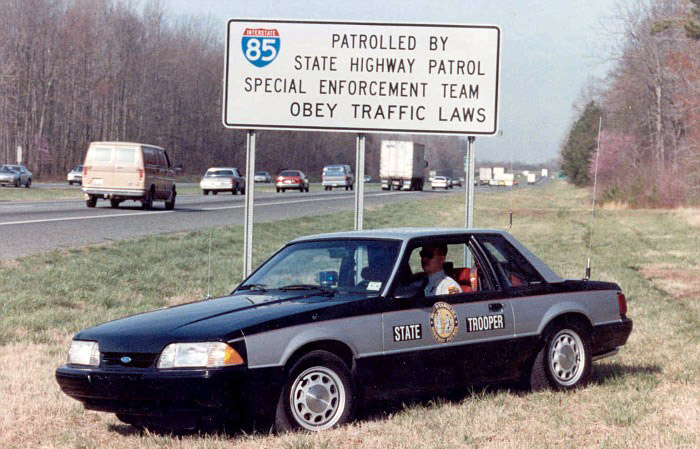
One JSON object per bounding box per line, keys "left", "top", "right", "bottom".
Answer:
{"left": 0, "top": 191, "right": 409, "bottom": 226}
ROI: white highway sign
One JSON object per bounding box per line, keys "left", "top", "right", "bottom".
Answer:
{"left": 223, "top": 20, "right": 501, "bottom": 135}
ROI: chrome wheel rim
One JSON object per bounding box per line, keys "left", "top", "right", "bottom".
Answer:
{"left": 549, "top": 329, "right": 585, "bottom": 386}
{"left": 290, "top": 366, "right": 345, "bottom": 431}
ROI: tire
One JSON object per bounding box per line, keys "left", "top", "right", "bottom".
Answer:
{"left": 25, "top": 178, "right": 31, "bottom": 188}
{"left": 203, "top": 190, "right": 209, "bottom": 195}
{"left": 305, "top": 186, "right": 309, "bottom": 193}
{"left": 86, "top": 195, "right": 97, "bottom": 208}
{"left": 165, "top": 188, "right": 176, "bottom": 210}
{"left": 212, "top": 191, "right": 218, "bottom": 196}
{"left": 232, "top": 184, "right": 238, "bottom": 195}
{"left": 69, "top": 181, "right": 73, "bottom": 186}
{"left": 14, "top": 179, "right": 20, "bottom": 188}
{"left": 299, "top": 185, "right": 304, "bottom": 192}
{"left": 141, "top": 188, "right": 154, "bottom": 210}
{"left": 241, "top": 188, "right": 245, "bottom": 195}
{"left": 529, "top": 321, "right": 592, "bottom": 391}
{"left": 275, "top": 351, "right": 354, "bottom": 432}
{"left": 276, "top": 187, "right": 280, "bottom": 193}
{"left": 110, "top": 199, "right": 120, "bottom": 208}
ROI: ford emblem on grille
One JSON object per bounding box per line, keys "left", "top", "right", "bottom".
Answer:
{"left": 120, "top": 356, "right": 132, "bottom": 364}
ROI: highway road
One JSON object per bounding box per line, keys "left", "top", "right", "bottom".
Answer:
{"left": 0, "top": 187, "right": 475, "bottom": 260}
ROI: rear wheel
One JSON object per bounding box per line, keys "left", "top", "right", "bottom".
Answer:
{"left": 165, "top": 188, "right": 176, "bottom": 210}
{"left": 141, "top": 188, "right": 154, "bottom": 210}
{"left": 110, "top": 199, "right": 120, "bottom": 208}
{"left": 275, "top": 351, "right": 353, "bottom": 432}
{"left": 530, "top": 321, "right": 592, "bottom": 391}
{"left": 86, "top": 195, "right": 97, "bottom": 208}
{"left": 25, "top": 178, "right": 31, "bottom": 188}
{"left": 203, "top": 190, "right": 209, "bottom": 195}
{"left": 232, "top": 184, "right": 238, "bottom": 195}
{"left": 276, "top": 187, "right": 280, "bottom": 193}
{"left": 212, "top": 191, "right": 218, "bottom": 196}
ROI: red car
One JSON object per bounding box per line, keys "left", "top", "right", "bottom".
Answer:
{"left": 276, "top": 170, "right": 309, "bottom": 193}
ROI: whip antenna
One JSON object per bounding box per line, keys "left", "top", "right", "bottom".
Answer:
{"left": 206, "top": 227, "right": 213, "bottom": 299}
{"left": 586, "top": 117, "right": 603, "bottom": 280}
{"left": 509, "top": 152, "right": 514, "bottom": 229}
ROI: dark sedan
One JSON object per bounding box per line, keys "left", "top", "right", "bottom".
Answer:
{"left": 56, "top": 228, "right": 632, "bottom": 432}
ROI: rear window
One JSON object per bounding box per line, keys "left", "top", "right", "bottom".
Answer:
{"left": 206, "top": 170, "right": 234, "bottom": 177}
{"left": 90, "top": 147, "right": 112, "bottom": 163}
{"left": 324, "top": 166, "right": 345, "bottom": 174}
{"left": 255, "top": 171, "right": 268, "bottom": 176}
{"left": 280, "top": 171, "right": 300, "bottom": 176}
{"left": 115, "top": 148, "right": 137, "bottom": 164}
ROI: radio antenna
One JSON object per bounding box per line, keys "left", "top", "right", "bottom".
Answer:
{"left": 585, "top": 117, "right": 603, "bottom": 280}
{"left": 509, "top": 154, "right": 514, "bottom": 229}
{"left": 206, "top": 227, "right": 213, "bottom": 299}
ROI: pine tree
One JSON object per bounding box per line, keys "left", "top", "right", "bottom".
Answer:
{"left": 560, "top": 101, "right": 603, "bottom": 187}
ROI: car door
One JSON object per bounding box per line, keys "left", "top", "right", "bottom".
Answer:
{"left": 380, "top": 241, "right": 516, "bottom": 393}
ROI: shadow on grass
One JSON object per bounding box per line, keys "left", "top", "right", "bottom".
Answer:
{"left": 104, "top": 361, "right": 662, "bottom": 439}
{"left": 590, "top": 361, "right": 662, "bottom": 385}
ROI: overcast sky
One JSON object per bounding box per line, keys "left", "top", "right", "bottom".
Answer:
{"left": 160, "top": 0, "right": 622, "bottom": 164}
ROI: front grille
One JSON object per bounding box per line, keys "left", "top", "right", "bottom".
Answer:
{"left": 102, "top": 352, "right": 158, "bottom": 368}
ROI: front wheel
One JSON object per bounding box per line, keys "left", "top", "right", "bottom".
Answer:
{"left": 25, "top": 178, "right": 31, "bottom": 188}
{"left": 275, "top": 351, "right": 354, "bottom": 432}
{"left": 529, "top": 321, "right": 592, "bottom": 391}
{"left": 86, "top": 195, "right": 97, "bottom": 208}
{"left": 110, "top": 199, "right": 120, "bottom": 208}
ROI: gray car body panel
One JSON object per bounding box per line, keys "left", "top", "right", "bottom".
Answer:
{"left": 242, "top": 228, "right": 624, "bottom": 372}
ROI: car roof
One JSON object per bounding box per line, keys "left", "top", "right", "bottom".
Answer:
{"left": 291, "top": 227, "right": 563, "bottom": 283}
{"left": 90, "top": 141, "right": 164, "bottom": 150}
{"left": 206, "top": 167, "right": 238, "bottom": 171}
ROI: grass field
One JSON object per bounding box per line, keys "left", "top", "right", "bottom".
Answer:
{"left": 0, "top": 180, "right": 698, "bottom": 448}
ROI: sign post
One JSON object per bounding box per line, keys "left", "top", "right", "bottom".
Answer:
{"left": 223, "top": 20, "right": 501, "bottom": 275}
{"left": 242, "top": 130, "right": 256, "bottom": 278}
{"left": 464, "top": 136, "right": 476, "bottom": 267}
{"left": 354, "top": 134, "right": 366, "bottom": 230}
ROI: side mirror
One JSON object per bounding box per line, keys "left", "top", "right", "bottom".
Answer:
{"left": 393, "top": 285, "right": 423, "bottom": 300}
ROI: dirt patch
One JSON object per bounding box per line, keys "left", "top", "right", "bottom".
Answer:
{"left": 677, "top": 208, "right": 700, "bottom": 227}
{"left": 0, "top": 259, "right": 20, "bottom": 269}
{"left": 641, "top": 264, "right": 700, "bottom": 299}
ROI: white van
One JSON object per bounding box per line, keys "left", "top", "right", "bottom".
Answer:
{"left": 82, "top": 142, "right": 177, "bottom": 210}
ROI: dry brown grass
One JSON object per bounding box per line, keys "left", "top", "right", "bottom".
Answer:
{"left": 641, "top": 264, "right": 700, "bottom": 299}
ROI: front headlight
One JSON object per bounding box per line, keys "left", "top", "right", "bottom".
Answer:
{"left": 157, "top": 342, "right": 243, "bottom": 369}
{"left": 67, "top": 340, "right": 100, "bottom": 366}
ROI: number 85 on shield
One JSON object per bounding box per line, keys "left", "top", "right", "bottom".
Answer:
{"left": 241, "top": 29, "right": 280, "bottom": 68}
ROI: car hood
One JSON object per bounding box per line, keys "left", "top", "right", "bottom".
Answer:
{"left": 75, "top": 291, "right": 338, "bottom": 353}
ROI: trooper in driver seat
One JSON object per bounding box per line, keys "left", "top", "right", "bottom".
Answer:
{"left": 420, "top": 244, "right": 461, "bottom": 296}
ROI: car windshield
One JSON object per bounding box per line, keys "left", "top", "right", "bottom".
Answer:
{"left": 279, "top": 171, "right": 300, "bottom": 177}
{"left": 73, "top": 166, "right": 82, "bottom": 171}
{"left": 206, "top": 170, "right": 234, "bottom": 177}
{"left": 1, "top": 166, "right": 16, "bottom": 173}
{"left": 239, "top": 239, "right": 401, "bottom": 294}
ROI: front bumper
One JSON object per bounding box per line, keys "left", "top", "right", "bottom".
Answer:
{"left": 276, "top": 182, "right": 301, "bottom": 188}
{"left": 55, "top": 364, "right": 283, "bottom": 416}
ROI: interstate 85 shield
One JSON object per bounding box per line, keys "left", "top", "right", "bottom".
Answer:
{"left": 241, "top": 28, "right": 280, "bottom": 68}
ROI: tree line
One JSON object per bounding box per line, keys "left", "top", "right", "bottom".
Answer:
{"left": 561, "top": 0, "right": 699, "bottom": 207}
{"left": 0, "top": 0, "right": 470, "bottom": 180}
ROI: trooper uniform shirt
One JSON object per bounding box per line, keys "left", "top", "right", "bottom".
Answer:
{"left": 424, "top": 270, "right": 462, "bottom": 296}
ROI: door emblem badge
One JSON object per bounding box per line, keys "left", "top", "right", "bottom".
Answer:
{"left": 429, "top": 302, "right": 459, "bottom": 343}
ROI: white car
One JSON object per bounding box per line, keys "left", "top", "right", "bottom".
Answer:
{"left": 200, "top": 167, "right": 246, "bottom": 195}
{"left": 431, "top": 176, "right": 449, "bottom": 189}
{"left": 254, "top": 171, "right": 272, "bottom": 183}
{"left": 67, "top": 165, "right": 83, "bottom": 185}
